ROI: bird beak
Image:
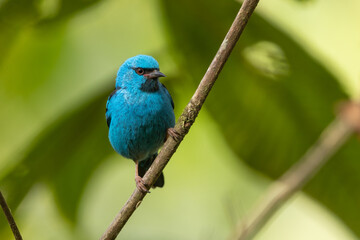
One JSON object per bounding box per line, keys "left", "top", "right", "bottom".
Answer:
{"left": 145, "top": 69, "right": 166, "bottom": 79}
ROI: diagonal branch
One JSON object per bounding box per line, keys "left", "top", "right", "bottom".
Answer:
{"left": 100, "top": 0, "right": 260, "bottom": 239}
{"left": 0, "top": 191, "right": 23, "bottom": 240}
{"left": 231, "top": 101, "right": 360, "bottom": 240}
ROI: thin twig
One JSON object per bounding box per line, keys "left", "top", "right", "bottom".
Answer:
{"left": 231, "top": 102, "right": 360, "bottom": 240}
{"left": 0, "top": 191, "right": 23, "bottom": 240}
{"left": 100, "top": 0, "right": 260, "bottom": 239}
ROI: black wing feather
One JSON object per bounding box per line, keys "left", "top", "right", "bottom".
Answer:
{"left": 161, "top": 83, "right": 174, "bottom": 109}
{"left": 106, "top": 116, "right": 112, "bottom": 128}
{"left": 106, "top": 88, "right": 120, "bottom": 128}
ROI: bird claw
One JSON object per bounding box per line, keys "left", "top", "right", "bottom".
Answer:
{"left": 135, "top": 176, "right": 150, "bottom": 193}
{"left": 167, "top": 128, "right": 181, "bottom": 141}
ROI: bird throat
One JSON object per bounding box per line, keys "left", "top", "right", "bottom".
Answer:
{"left": 140, "top": 79, "right": 159, "bottom": 93}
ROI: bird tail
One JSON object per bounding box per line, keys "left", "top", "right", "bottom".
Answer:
{"left": 138, "top": 153, "right": 164, "bottom": 188}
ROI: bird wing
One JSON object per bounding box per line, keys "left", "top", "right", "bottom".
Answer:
{"left": 160, "top": 83, "right": 174, "bottom": 109}
{"left": 105, "top": 88, "right": 120, "bottom": 128}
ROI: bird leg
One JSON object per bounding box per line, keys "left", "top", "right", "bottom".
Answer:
{"left": 166, "top": 128, "right": 181, "bottom": 141}
{"left": 135, "top": 160, "right": 150, "bottom": 193}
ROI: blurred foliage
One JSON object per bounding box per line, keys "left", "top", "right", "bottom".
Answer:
{"left": 0, "top": 0, "right": 359, "bottom": 239}
{"left": 0, "top": 0, "right": 39, "bottom": 64}
{"left": 160, "top": 0, "right": 360, "bottom": 236}
{"left": 1, "top": 90, "right": 112, "bottom": 221}
{"left": 0, "top": 0, "right": 102, "bottom": 66}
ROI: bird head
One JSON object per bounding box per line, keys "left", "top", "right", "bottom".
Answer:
{"left": 115, "top": 55, "right": 166, "bottom": 92}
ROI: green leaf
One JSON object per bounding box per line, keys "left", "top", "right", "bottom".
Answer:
{"left": 0, "top": 0, "right": 39, "bottom": 65}
{"left": 160, "top": 0, "right": 360, "bottom": 236}
{"left": 37, "top": 0, "right": 103, "bottom": 25}
{"left": 0, "top": 88, "right": 114, "bottom": 221}
{"left": 0, "top": 0, "right": 102, "bottom": 66}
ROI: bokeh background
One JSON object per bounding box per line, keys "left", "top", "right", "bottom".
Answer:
{"left": 0, "top": 0, "right": 359, "bottom": 239}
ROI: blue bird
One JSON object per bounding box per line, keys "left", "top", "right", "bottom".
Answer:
{"left": 106, "top": 55, "right": 178, "bottom": 192}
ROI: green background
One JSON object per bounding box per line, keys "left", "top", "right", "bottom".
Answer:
{"left": 0, "top": 0, "right": 359, "bottom": 239}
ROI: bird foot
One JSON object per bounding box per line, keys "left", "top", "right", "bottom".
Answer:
{"left": 167, "top": 128, "right": 181, "bottom": 141}
{"left": 135, "top": 176, "right": 150, "bottom": 193}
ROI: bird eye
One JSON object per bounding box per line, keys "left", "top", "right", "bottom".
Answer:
{"left": 135, "top": 68, "right": 145, "bottom": 75}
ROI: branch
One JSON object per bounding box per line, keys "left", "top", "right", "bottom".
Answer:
{"left": 231, "top": 101, "right": 360, "bottom": 240}
{"left": 0, "top": 191, "right": 23, "bottom": 240}
{"left": 100, "top": 0, "right": 260, "bottom": 239}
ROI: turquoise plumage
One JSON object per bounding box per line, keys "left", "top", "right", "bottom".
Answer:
{"left": 106, "top": 55, "right": 177, "bottom": 192}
